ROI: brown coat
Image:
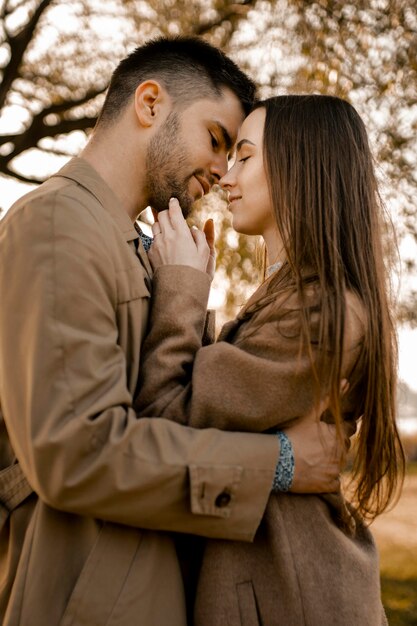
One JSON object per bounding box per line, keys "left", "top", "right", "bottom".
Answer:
{"left": 136, "top": 266, "right": 387, "bottom": 625}
{"left": 0, "top": 158, "right": 280, "bottom": 626}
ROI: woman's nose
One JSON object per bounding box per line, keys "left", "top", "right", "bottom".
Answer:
{"left": 219, "top": 165, "right": 236, "bottom": 190}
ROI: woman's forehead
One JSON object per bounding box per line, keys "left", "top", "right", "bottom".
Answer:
{"left": 237, "top": 107, "right": 266, "bottom": 144}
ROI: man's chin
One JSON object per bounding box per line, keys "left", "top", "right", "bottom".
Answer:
{"left": 171, "top": 195, "right": 194, "bottom": 218}
{"left": 150, "top": 191, "right": 193, "bottom": 218}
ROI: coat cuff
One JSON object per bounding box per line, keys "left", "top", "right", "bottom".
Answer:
{"left": 152, "top": 267, "right": 215, "bottom": 345}
{"left": 153, "top": 265, "right": 211, "bottom": 305}
{"left": 185, "top": 429, "right": 279, "bottom": 540}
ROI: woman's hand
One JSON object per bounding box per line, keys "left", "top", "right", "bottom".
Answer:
{"left": 203, "top": 218, "right": 216, "bottom": 281}
{"left": 149, "top": 198, "right": 215, "bottom": 279}
{"left": 286, "top": 418, "right": 343, "bottom": 493}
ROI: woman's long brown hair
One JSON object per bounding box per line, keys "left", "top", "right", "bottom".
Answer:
{"left": 255, "top": 95, "right": 405, "bottom": 520}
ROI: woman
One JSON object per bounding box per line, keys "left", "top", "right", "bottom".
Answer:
{"left": 136, "top": 96, "right": 404, "bottom": 625}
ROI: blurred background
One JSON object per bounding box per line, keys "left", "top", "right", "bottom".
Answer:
{"left": 0, "top": 1, "right": 416, "bottom": 623}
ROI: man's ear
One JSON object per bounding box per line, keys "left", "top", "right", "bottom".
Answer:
{"left": 134, "top": 80, "right": 169, "bottom": 127}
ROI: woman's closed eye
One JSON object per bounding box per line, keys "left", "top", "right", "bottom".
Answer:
{"left": 238, "top": 156, "right": 250, "bottom": 163}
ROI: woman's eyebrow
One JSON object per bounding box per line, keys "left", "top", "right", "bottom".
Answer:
{"left": 236, "top": 138, "right": 255, "bottom": 152}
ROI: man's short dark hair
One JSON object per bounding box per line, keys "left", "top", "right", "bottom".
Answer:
{"left": 97, "top": 36, "right": 257, "bottom": 127}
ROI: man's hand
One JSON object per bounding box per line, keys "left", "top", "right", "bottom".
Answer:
{"left": 149, "top": 198, "right": 210, "bottom": 274}
{"left": 285, "top": 418, "right": 344, "bottom": 494}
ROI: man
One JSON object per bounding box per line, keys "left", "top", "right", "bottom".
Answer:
{"left": 0, "top": 37, "right": 342, "bottom": 625}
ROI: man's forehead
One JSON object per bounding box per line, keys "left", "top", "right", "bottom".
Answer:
{"left": 201, "top": 88, "right": 244, "bottom": 121}
{"left": 185, "top": 89, "right": 245, "bottom": 149}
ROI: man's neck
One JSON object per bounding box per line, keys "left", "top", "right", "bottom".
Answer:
{"left": 81, "top": 134, "right": 147, "bottom": 222}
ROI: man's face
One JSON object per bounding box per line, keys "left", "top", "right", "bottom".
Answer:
{"left": 145, "top": 87, "right": 245, "bottom": 217}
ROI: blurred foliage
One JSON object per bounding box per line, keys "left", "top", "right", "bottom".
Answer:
{"left": 288, "top": 0, "right": 417, "bottom": 326}
{"left": 189, "top": 190, "right": 264, "bottom": 322}
{"left": 401, "top": 432, "right": 417, "bottom": 463}
{"left": 367, "top": 461, "right": 417, "bottom": 624}
{"left": 382, "top": 574, "right": 417, "bottom": 626}
{"left": 377, "top": 469, "right": 417, "bottom": 626}
{"left": 0, "top": 0, "right": 416, "bottom": 319}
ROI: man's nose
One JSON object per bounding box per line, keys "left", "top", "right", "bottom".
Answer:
{"left": 210, "top": 153, "right": 228, "bottom": 184}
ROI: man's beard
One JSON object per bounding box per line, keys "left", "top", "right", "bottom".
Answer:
{"left": 145, "top": 111, "right": 194, "bottom": 217}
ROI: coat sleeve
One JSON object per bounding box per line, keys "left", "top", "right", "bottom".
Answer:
{"left": 136, "top": 267, "right": 365, "bottom": 433}
{"left": 0, "top": 192, "right": 278, "bottom": 542}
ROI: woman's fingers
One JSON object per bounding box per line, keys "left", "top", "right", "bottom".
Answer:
{"left": 149, "top": 198, "right": 210, "bottom": 273}
{"left": 168, "top": 198, "right": 190, "bottom": 234}
{"left": 155, "top": 198, "right": 191, "bottom": 236}
{"left": 203, "top": 219, "right": 215, "bottom": 250}
{"left": 190, "top": 226, "right": 210, "bottom": 258}
{"left": 151, "top": 220, "right": 161, "bottom": 237}
{"left": 203, "top": 219, "right": 216, "bottom": 281}
{"left": 157, "top": 208, "right": 173, "bottom": 235}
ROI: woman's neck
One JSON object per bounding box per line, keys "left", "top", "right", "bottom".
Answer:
{"left": 263, "top": 227, "right": 286, "bottom": 272}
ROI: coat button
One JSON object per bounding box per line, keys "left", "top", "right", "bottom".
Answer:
{"left": 215, "top": 491, "right": 231, "bottom": 508}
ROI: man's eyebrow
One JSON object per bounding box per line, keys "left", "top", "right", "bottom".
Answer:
{"left": 236, "top": 138, "right": 255, "bottom": 152}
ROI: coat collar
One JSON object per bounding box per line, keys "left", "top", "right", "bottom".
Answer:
{"left": 134, "top": 224, "right": 153, "bottom": 277}
{"left": 51, "top": 157, "right": 139, "bottom": 244}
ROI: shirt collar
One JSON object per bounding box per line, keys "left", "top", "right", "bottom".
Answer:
{"left": 135, "top": 224, "right": 153, "bottom": 252}
{"left": 133, "top": 222, "right": 153, "bottom": 277}
{"left": 51, "top": 157, "right": 139, "bottom": 243}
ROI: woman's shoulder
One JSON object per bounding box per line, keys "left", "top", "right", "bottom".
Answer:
{"left": 237, "top": 280, "right": 367, "bottom": 346}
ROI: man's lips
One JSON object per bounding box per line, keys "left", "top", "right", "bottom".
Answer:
{"left": 195, "top": 175, "right": 210, "bottom": 196}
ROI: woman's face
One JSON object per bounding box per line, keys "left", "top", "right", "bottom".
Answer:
{"left": 220, "top": 107, "right": 276, "bottom": 242}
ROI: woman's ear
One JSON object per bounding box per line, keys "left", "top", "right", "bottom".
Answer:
{"left": 134, "top": 80, "right": 168, "bottom": 127}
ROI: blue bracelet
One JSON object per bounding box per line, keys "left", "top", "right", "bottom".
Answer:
{"left": 273, "top": 431, "right": 295, "bottom": 492}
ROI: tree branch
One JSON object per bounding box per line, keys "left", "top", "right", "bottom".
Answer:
{"left": 36, "top": 145, "right": 78, "bottom": 157}
{"left": 0, "top": 0, "right": 55, "bottom": 110}
{"left": 0, "top": 84, "right": 105, "bottom": 148}
{"left": 0, "top": 133, "right": 20, "bottom": 145}
{"left": 3, "top": 0, "right": 30, "bottom": 19}
{"left": 0, "top": 163, "right": 45, "bottom": 184}
{"left": 15, "top": 113, "right": 97, "bottom": 156}
{"left": 0, "top": 114, "right": 93, "bottom": 181}
{"left": 41, "top": 85, "right": 107, "bottom": 117}
{"left": 195, "top": 1, "right": 254, "bottom": 36}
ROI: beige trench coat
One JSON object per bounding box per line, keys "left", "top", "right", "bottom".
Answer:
{"left": 0, "top": 158, "right": 280, "bottom": 626}
{"left": 136, "top": 267, "right": 387, "bottom": 625}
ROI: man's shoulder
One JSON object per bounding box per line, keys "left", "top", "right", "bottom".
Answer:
{"left": 2, "top": 174, "right": 118, "bottom": 251}
{"left": 7, "top": 173, "right": 103, "bottom": 222}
